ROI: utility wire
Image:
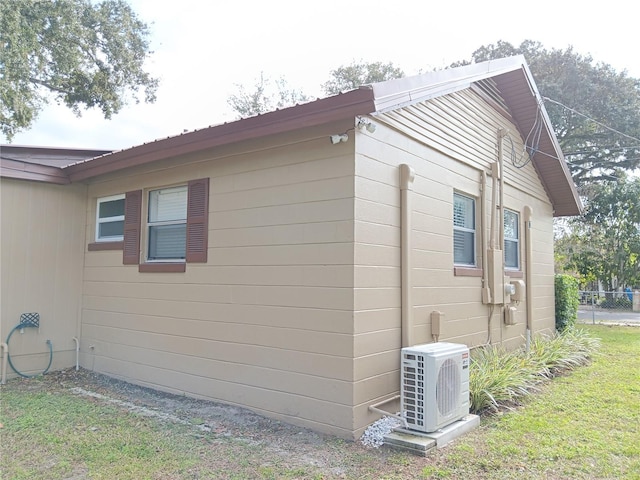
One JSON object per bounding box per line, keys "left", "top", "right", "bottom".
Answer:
{"left": 542, "top": 96, "right": 640, "bottom": 144}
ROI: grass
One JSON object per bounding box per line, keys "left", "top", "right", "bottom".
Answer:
{"left": 0, "top": 384, "right": 202, "bottom": 479}
{"left": 1, "top": 325, "right": 638, "bottom": 479}
{"left": 428, "top": 325, "right": 640, "bottom": 480}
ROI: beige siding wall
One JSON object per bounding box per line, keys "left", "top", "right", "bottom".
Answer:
{"left": 352, "top": 89, "right": 557, "bottom": 436}
{"left": 80, "top": 122, "right": 359, "bottom": 437}
{"left": 1, "top": 178, "right": 86, "bottom": 378}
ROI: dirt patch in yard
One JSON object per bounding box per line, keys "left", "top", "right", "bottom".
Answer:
{"left": 6, "top": 368, "right": 434, "bottom": 479}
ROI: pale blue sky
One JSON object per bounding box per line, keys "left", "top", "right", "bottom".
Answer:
{"left": 9, "top": 0, "right": 639, "bottom": 150}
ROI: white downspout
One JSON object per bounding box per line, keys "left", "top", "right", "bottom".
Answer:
{"left": 523, "top": 206, "right": 533, "bottom": 351}
{"left": 72, "top": 337, "right": 80, "bottom": 371}
{"left": 400, "top": 164, "right": 415, "bottom": 348}
{"left": 1, "top": 342, "right": 8, "bottom": 384}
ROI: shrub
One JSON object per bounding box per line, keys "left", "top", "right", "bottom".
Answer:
{"left": 469, "top": 328, "right": 599, "bottom": 414}
{"left": 555, "top": 274, "right": 579, "bottom": 332}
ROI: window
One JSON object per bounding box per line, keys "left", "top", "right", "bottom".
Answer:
{"left": 453, "top": 193, "right": 476, "bottom": 266}
{"left": 504, "top": 209, "right": 520, "bottom": 269}
{"left": 122, "top": 178, "right": 209, "bottom": 269}
{"left": 147, "top": 185, "right": 188, "bottom": 261}
{"left": 96, "top": 194, "right": 125, "bottom": 241}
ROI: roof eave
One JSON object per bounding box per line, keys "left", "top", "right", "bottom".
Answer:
{"left": 0, "top": 158, "right": 70, "bottom": 184}
{"left": 369, "top": 56, "right": 582, "bottom": 217}
{"left": 492, "top": 62, "right": 583, "bottom": 217}
{"left": 64, "top": 88, "right": 377, "bottom": 182}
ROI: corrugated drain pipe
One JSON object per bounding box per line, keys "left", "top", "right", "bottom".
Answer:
{"left": 400, "top": 164, "right": 415, "bottom": 348}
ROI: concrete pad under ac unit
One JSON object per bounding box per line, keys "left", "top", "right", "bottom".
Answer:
{"left": 384, "top": 414, "right": 480, "bottom": 456}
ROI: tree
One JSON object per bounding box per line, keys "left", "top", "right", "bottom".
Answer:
{"left": 454, "top": 40, "right": 640, "bottom": 184}
{"left": 322, "top": 61, "right": 404, "bottom": 95}
{"left": 227, "top": 61, "right": 405, "bottom": 118}
{"left": 0, "top": 0, "right": 158, "bottom": 140}
{"left": 226, "top": 72, "right": 309, "bottom": 118}
{"left": 557, "top": 177, "right": 640, "bottom": 291}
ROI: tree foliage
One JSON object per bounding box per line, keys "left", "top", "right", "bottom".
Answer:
{"left": 227, "top": 61, "right": 405, "bottom": 118}
{"left": 455, "top": 40, "right": 640, "bottom": 184}
{"left": 226, "top": 72, "right": 309, "bottom": 118}
{"left": 555, "top": 274, "right": 579, "bottom": 332}
{"left": 321, "top": 61, "right": 405, "bottom": 95}
{"left": 556, "top": 177, "right": 640, "bottom": 290}
{"left": 0, "top": 0, "right": 158, "bottom": 140}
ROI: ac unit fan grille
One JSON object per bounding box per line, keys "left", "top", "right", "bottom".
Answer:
{"left": 437, "top": 358, "right": 461, "bottom": 416}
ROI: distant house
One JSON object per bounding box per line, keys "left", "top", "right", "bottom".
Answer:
{"left": 0, "top": 56, "right": 581, "bottom": 439}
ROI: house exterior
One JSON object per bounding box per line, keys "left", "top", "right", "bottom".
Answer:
{"left": 0, "top": 56, "right": 581, "bottom": 439}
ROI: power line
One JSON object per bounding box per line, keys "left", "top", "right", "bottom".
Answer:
{"left": 542, "top": 96, "right": 640, "bottom": 145}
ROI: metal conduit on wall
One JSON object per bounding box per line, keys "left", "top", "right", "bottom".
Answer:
{"left": 399, "top": 164, "right": 415, "bottom": 348}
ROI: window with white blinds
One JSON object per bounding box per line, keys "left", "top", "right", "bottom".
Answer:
{"left": 453, "top": 193, "right": 476, "bottom": 266}
{"left": 504, "top": 209, "right": 520, "bottom": 269}
{"left": 147, "top": 186, "right": 187, "bottom": 260}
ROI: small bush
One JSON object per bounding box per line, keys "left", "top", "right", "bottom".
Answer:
{"left": 469, "top": 328, "right": 599, "bottom": 414}
{"left": 555, "top": 274, "right": 579, "bottom": 332}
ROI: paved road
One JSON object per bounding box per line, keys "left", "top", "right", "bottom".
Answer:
{"left": 577, "top": 307, "right": 640, "bottom": 325}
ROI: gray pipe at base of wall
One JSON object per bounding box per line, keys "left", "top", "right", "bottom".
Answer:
{"left": 73, "top": 337, "right": 79, "bottom": 371}
{"left": 1, "top": 342, "right": 8, "bottom": 384}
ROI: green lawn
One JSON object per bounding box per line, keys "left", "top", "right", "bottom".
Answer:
{"left": 1, "top": 325, "right": 638, "bottom": 479}
{"left": 425, "top": 325, "right": 640, "bottom": 480}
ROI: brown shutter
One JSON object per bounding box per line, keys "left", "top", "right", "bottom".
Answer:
{"left": 186, "top": 178, "right": 209, "bottom": 263}
{"left": 123, "top": 190, "right": 142, "bottom": 265}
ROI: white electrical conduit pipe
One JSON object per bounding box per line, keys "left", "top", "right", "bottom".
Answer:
{"left": 400, "top": 164, "right": 415, "bottom": 348}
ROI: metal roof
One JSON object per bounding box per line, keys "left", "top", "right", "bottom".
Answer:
{"left": 2, "top": 56, "right": 581, "bottom": 215}
{"left": 0, "top": 145, "right": 111, "bottom": 184}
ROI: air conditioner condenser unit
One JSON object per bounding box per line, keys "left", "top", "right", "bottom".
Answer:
{"left": 401, "top": 342, "right": 470, "bottom": 432}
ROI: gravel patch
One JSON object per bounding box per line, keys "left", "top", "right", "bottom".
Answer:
{"left": 360, "top": 416, "right": 403, "bottom": 448}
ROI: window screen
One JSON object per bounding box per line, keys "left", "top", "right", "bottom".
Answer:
{"left": 453, "top": 193, "right": 476, "bottom": 265}
{"left": 504, "top": 209, "right": 520, "bottom": 269}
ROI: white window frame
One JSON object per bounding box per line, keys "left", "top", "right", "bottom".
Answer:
{"left": 453, "top": 192, "right": 476, "bottom": 266}
{"left": 504, "top": 209, "right": 520, "bottom": 270}
{"left": 146, "top": 185, "right": 188, "bottom": 262}
{"left": 95, "top": 194, "right": 125, "bottom": 242}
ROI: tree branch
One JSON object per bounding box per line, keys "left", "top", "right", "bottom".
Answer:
{"left": 29, "top": 77, "right": 72, "bottom": 96}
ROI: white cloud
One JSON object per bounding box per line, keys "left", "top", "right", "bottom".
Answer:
{"left": 8, "top": 0, "right": 639, "bottom": 150}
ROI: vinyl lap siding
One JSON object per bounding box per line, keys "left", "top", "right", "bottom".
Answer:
{"left": 81, "top": 126, "right": 358, "bottom": 437}
{"left": 352, "top": 88, "right": 556, "bottom": 436}
{"left": 1, "top": 179, "right": 86, "bottom": 377}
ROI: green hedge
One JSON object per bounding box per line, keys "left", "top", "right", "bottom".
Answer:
{"left": 555, "top": 274, "right": 579, "bottom": 332}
